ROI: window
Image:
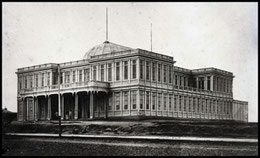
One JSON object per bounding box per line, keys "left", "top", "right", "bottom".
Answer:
{"left": 116, "top": 62, "right": 120, "bottom": 81}
{"left": 124, "top": 61, "right": 128, "bottom": 80}
{"left": 152, "top": 93, "right": 156, "bottom": 110}
{"left": 101, "top": 65, "right": 105, "bottom": 81}
{"left": 132, "top": 91, "right": 137, "bottom": 109}
{"left": 213, "top": 100, "right": 215, "bottom": 113}
{"left": 35, "top": 74, "right": 38, "bottom": 87}
{"left": 65, "top": 71, "right": 70, "bottom": 83}
{"left": 72, "top": 71, "right": 76, "bottom": 83}
{"left": 179, "top": 96, "right": 182, "bottom": 111}
{"left": 188, "top": 97, "right": 192, "bottom": 112}
{"left": 174, "top": 95, "right": 177, "bottom": 111}
{"left": 197, "top": 98, "right": 200, "bottom": 112}
{"left": 158, "top": 64, "right": 161, "bottom": 82}
{"left": 152, "top": 63, "right": 156, "bottom": 81}
{"left": 140, "top": 91, "right": 144, "bottom": 109}
{"left": 207, "top": 76, "right": 211, "bottom": 90}
{"left": 180, "top": 76, "right": 182, "bottom": 86}
{"left": 115, "top": 92, "right": 120, "bottom": 110}
{"left": 169, "top": 94, "right": 172, "bottom": 111}
{"left": 93, "top": 66, "right": 97, "bottom": 81}
{"left": 108, "top": 63, "right": 112, "bottom": 81}
{"left": 84, "top": 69, "right": 89, "bottom": 81}
{"left": 158, "top": 93, "right": 161, "bottom": 110}
{"left": 183, "top": 96, "right": 186, "bottom": 112}
{"left": 41, "top": 73, "right": 44, "bottom": 86}
{"left": 60, "top": 72, "right": 63, "bottom": 84}
{"left": 169, "top": 66, "right": 172, "bottom": 83}
{"left": 163, "top": 65, "right": 167, "bottom": 83}
{"left": 175, "top": 75, "right": 178, "bottom": 85}
{"left": 29, "top": 75, "right": 33, "bottom": 88}
{"left": 146, "top": 92, "right": 150, "bottom": 109}
{"left": 140, "top": 60, "right": 144, "bottom": 79}
{"left": 79, "top": 70, "right": 82, "bottom": 82}
{"left": 205, "top": 99, "right": 208, "bottom": 113}
{"left": 201, "top": 99, "right": 204, "bottom": 113}
{"left": 108, "top": 94, "right": 112, "bottom": 111}
{"left": 164, "top": 94, "right": 167, "bottom": 110}
{"left": 193, "top": 97, "right": 196, "bottom": 112}
{"left": 146, "top": 61, "right": 150, "bottom": 81}
{"left": 132, "top": 60, "right": 136, "bottom": 79}
{"left": 124, "top": 91, "right": 128, "bottom": 110}
{"left": 184, "top": 77, "right": 186, "bottom": 87}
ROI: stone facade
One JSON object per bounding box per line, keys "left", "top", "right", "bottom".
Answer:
{"left": 16, "top": 41, "right": 248, "bottom": 122}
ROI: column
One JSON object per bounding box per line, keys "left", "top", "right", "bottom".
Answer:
{"left": 74, "top": 93, "right": 78, "bottom": 119}
{"left": 61, "top": 94, "right": 64, "bottom": 120}
{"left": 90, "top": 92, "right": 94, "bottom": 119}
{"left": 62, "top": 72, "right": 65, "bottom": 84}
{"left": 50, "top": 72, "right": 53, "bottom": 86}
{"left": 47, "top": 95, "right": 51, "bottom": 120}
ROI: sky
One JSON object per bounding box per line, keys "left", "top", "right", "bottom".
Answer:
{"left": 2, "top": 2, "right": 258, "bottom": 122}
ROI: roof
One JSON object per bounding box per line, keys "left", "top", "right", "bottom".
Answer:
{"left": 83, "top": 41, "right": 133, "bottom": 60}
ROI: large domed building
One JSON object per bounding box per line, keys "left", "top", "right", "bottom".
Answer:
{"left": 16, "top": 40, "right": 248, "bottom": 122}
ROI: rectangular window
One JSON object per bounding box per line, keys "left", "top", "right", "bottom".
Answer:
{"left": 35, "top": 74, "right": 38, "bottom": 87}
{"left": 108, "top": 63, "right": 112, "bottom": 81}
{"left": 193, "top": 97, "right": 196, "bottom": 112}
{"left": 152, "top": 62, "right": 156, "bottom": 81}
{"left": 124, "top": 91, "right": 128, "bottom": 110}
{"left": 175, "top": 75, "right": 178, "bottom": 85}
{"left": 116, "top": 62, "right": 120, "bottom": 81}
{"left": 41, "top": 73, "right": 44, "bottom": 86}
{"left": 60, "top": 72, "right": 63, "bottom": 84}
{"left": 158, "top": 93, "right": 161, "bottom": 110}
{"left": 207, "top": 76, "right": 211, "bottom": 90}
{"left": 108, "top": 94, "right": 112, "bottom": 111}
{"left": 132, "top": 90, "right": 137, "bottom": 109}
{"left": 169, "top": 66, "right": 172, "bottom": 83}
{"left": 201, "top": 99, "right": 204, "bottom": 113}
{"left": 47, "top": 73, "right": 50, "bottom": 86}
{"left": 158, "top": 64, "right": 161, "bottom": 82}
{"left": 184, "top": 77, "right": 186, "bottom": 87}
{"left": 140, "top": 60, "right": 144, "bottom": 79}
{"left": 169, "top": 94, "right": 172, "bottom": 111}
{"left": 115, "top": 92, "right": 120, "bottom": 110}
{"left": 101, "top": 65, "right": 104, "bottom": 81}
{"left": 174, "top": 95, "right": 177, "bottom": 111}
{"left": 205, "top": 99, "right": 208, "bottom": 113}
{"left": 132, "top": 60, "right": 136, "bottom": 79}
{"left": 180, "top": 76, "right": 182, "bottom": 86}
{"left": 164, "top": 94, "right": 167, "bottom": 110}
{"left": 146, "top": 61, "right": 150, "bottom": 81}
{"left": 29, "top": 75, "right": 33, "bottom": 88}
{"left": 152, "top": 93, "right": 156, "bottom": 110}
{"left": 163, "top": 65, "right": 167, "bottom": 83}
{"left": 197, "top": 98, "right": 200, "bottom": 112}
{"left": 183, "top": 96, "right": 186, "bottom": 112}
{"left": 84, "top": 69, "right": 89, "bottom": 82}
{"left": 65, "top": 71, "right": 70, "bottom": 83}
{"left": 140, "top": 91, "right": 144, "bottom": 109}
{"left": 146, "top": 91, "right": 150, "bottom": 110}
{"left": 72, "top": 71, "right": 76, "bottom": 83}
{"left": 124, "top": 61, "right": 128, "bottom": 80}
{"left": 79, "top": 70, "right": 82, "bottom": 82}
{"left": 93, "top": 66, "right": 97, "bottom": 81}
{"left": 179, "top": 96, "right": 182, "bottom": 111}
{"left": 188, "top": 97, "right": 192, "bottom": 112}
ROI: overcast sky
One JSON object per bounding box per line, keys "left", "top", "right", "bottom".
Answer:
{"left": 2, "top": 2, "right": 258, "bottom": 122}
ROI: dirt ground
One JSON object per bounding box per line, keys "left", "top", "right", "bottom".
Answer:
{"left": 4, "top": 119, "right": 258, "bottom": 138}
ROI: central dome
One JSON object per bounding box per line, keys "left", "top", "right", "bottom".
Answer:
{"left": 83, "top": 41, "right": 133, "bottom": 59}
